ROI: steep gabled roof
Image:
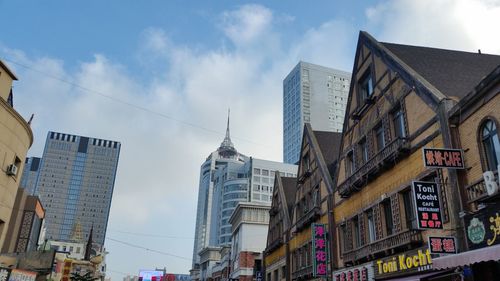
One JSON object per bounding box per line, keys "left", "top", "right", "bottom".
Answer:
{"left": 313, "top": 130, "right": 342, "bottom": 176}
{"left": 281, "top": 176, "right": 297, "bottom": 219}
{"left": 382, "top": 42, "right": 500, "bottom": 100}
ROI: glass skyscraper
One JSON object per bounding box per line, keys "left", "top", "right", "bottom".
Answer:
{"left": 31, "top": 131, "right": 120, "bottom": 246}
{"left": 283, "top": 61, "right": 350, "bottom": 164}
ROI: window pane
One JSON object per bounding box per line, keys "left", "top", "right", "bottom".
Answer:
{"left": 482, "top": 121, "right": 500, "bottom": 170}
{"left": 367, "top": 210, "right": 376, "bottom": 242}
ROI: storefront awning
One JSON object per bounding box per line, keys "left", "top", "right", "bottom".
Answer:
{"left": 433, "top": 244, "right": 500, "bottom": 270}
{"left": 383, "top": 271, "right": 444, "bottom": 281}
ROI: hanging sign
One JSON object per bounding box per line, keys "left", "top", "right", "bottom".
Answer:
{"left": 428, "top": 236, "right": 457, "bottom": 254}
{"left": 422, "top": 148, "right": 464, "bottom": 169}
{"left": 412, "top": 181, "right": 443, "bottom": 229}
{"left": 312, "top": 223, "right": 328, "bottom": 277}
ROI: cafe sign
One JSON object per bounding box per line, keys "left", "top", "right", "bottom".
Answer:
{"left": 374, "top": 249, "right": 432, "bottom": 279}
{"left": 412, "top": 181, "right": 443, "bottom": 229}
{"left": 422, "top": 148, "right": 464, "bottom": 169}
{"left": 464, "top": 202, "right": 500, "bottom": 250}
{"left": 312, "top": 223, "right": 328, "bottom": 277}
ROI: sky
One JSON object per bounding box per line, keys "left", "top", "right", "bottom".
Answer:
{"left": 1, "top": 0, "right": 500, "bottom": 280}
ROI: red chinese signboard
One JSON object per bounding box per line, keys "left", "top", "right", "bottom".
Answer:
{"left": 422, "top": 148, "right": 464, "bottom": 169}
{"left": 312, "top": 223, "right": 328, "bottom": 277}
{"left": 412, "top": 181, "right": 443, "bottom": 229}
{"left": 428, "top": 236, "right": 457, "bottom": 254}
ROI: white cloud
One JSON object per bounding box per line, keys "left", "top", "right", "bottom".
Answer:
{"left": 365, "top": 0, "right": 500, "bottom": 54}
{"left": 220, "top": 4, "right": 273, "bottom": 46}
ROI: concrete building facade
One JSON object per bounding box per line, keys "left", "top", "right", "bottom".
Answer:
{"left": 0, "top": 60, "right": 33, "bottom": 251}
{"left": 34, "top": 131, "right": 121, "bottom": 246}
{"left": 283, "top": 61, "right": 350, "bottom": 164}
{"left": 191, "top": 117, "right": 297, "bottom": 279}
{"left": 20, "top": 157, "right": 41, "bottom": 195}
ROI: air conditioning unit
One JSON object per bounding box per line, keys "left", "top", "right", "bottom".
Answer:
{"left": 6, "top": 164, "right": 18, "bottom": 176}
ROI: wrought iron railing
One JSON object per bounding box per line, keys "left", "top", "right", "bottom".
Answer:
{"left": 342, "top": 229, "right": 422, "bottom": 263}
{"left": 338, "top": 137, "right": 410, "bottom": 197}
{"left": 292, "top": 265, "right": 313, "bottom": 280}
{"left": 295, "top": 206, "right": 321, "bottom": 231}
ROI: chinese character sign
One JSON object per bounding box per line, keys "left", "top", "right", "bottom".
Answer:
{"left": 0, "top": 268, "right": 11, "bottom": 281}
{"left": 412, "top": 181, "right": 443, "bottom": 229}
{"left": 312, "top": 223, "right": 328, "bottom": 277}
{"left": 422, "top": 148, "right": 464, "bottom": 169}
{"left": 428, "top": 236, "right": 457, "bottom": 254}
{"left": 465, "top": 202, "right": 500, "bottom": 250}
{"left": 8, "top": 270, "right": 36, "bottom": 281}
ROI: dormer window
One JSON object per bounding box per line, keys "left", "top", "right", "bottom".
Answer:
{"left": 359, "top": 70, "right": 374, "bottom": 101}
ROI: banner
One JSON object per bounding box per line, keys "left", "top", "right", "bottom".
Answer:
{"left": 312, "top": 223, "right": 328, "bottom": 277}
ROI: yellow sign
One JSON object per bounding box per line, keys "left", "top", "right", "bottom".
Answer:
{"left": 375, "top": 249, "right": 432, "bottom": 275}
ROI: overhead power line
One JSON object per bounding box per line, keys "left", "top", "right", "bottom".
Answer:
{"left": 1, "top": 57, "right": 269, "bottom": 148}
{"left": 108, "top": 229, "right": 194, "bottom": 239}
{"left": 106, "top": 237, "right": 191, "bottom": 261}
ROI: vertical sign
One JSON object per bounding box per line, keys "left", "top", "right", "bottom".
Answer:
{"left": 428, "top": 236, "right": 457, "bottom": 254}
{"left": 312, "top": 223, "right": 328, "bottom": 277}
{"left": 412, "top": 181, "right": 443, "bottom": 229}
{"left": 0, "top": 267, "right": 11, "bottom": 281}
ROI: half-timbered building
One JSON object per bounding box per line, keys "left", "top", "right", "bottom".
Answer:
{"left": 264, "top": 175, "right": 296, "bottom": 281}
{"left": 333, "top": 31, "right": 500, "bottom": 280}
{"left": 288, "top": 124, "right": 342, "bottom": 281}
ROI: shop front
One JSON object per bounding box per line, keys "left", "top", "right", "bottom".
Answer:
{"left": 432, "top": 202, "right": 500, "bottom": 281}
{"left": 372, "top": 248, "right": 455, "bottom": 281}
{"left": 332, "top": 262, "right": 375, "bottom": 281}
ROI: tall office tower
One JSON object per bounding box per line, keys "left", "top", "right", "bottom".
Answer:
{"left": 192, "top": 117, "right": 249, "bottom": 268}
{"left": 283, "top": 61, "right": 350, "bottom": 164}
{"left": 191, "top": 117, "right": 297, "bottom": 270}
{"left": 35, "top": 131, "right": 121, "bottom": 246}
{"left": 19, "top": 157, "right": 41, "bottom": 195}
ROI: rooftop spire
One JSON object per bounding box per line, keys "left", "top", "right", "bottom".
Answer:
{"left": 220, "top": 108, "right": 234, "bottom": 149}
{"left": 218, "top": 108, "right": 237, "bottom": 157}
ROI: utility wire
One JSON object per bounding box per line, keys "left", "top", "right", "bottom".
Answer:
{"left": 1, "top": 57, "right": 269, "bottom": 148}
{"left": 106, "top": 237, "right": 191, "bottom": 261}
{"left": 108, "top": 229, "right": 194, "bottom": 239}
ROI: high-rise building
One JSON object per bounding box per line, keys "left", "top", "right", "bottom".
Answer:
{"left": 191, "top": 116, "right": 297, "bottom": 271}
{"left": 20, "top": 157, "right": 41, "bottom": 195}
{"left": 34, "top": 131, "right": 121, "bottom": 246}
{"left": 283, "top": 61, "right": 350, "bottom": 164}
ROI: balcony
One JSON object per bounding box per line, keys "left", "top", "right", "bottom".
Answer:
{"left": 292, "top": 265, "right": 313, "bottom": 281}
{"left": 266, "top": 237, "right": 284, "bottom": 253}
{"left": 342, "top": 229, "right": 422, "bottom": 264}
{"left": 298, "top": 168, "right": 312, "bottom": 184}
{"left": 295, "top": 206, "right": 321, "bottom": 231}
{"left": 465, "top": 171, "right": 498, "bottom": 207}
{"left": 338, "top": 137, "right": 410, "bottom": 197}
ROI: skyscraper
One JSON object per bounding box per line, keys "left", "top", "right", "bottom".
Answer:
{"left": 191, "top": 116, "right": 297, "bottom": 270}
{"left": 283, "top": 61, "right": 350, "bottom": 164}
{"left": 19, "top": 157, "right": 41, "bottom": 195}
{"left": 34, "top": 131, "right": 120, "bottom": 246}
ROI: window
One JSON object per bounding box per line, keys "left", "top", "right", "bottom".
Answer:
{"left": 359, "top": 70, "right": 374, "bottom": 100}
{"left": 281, "top": 266, "right": 286, "bottom": 280}
{"left": 402, "top": 190, "right": 416, "bottom": 230}
{"left": 375, "top": 124, "right": 385, "bottom": 151}
{"left": 346, "top": 151, "right": 355, "bottom": 175}
{"left": 392, "top": 108, "right": 406, "bottom": 138}
{"left": 481, "top": 120, "right": 500, "bottom": 170}
{"left": 340, "top": 224, "right": 349, "bottom": 253}
{"left": 359, "top": 138, "right": 369, "bottom": 163}
{"left": 353, "top": 216, "right": 361, "bottom": 248}
{"left": 367, "top": 210, "right": 376, "bottom": 242}
{"left": 382, "top": 200, "right": 394, "bottom": 236}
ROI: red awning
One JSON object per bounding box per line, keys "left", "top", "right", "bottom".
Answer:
{"left": 432, "top": 244, "right": 500, "bottom": 270}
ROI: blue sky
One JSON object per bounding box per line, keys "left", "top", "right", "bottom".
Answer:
{"left": 1, "top": 0, "right": 500, "bottom": 280}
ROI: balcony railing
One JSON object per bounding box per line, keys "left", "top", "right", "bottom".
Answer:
{"left": 266, "top": 237, "right": 284, "bottom": 253}
{"left": 292, "top": 265, "right": 313, "bottom": 281}
{"left": 295, "top": 206, "right": 321, "bottom": 231}
{"left": 465, "top": 171, "right": 499, "bottom": 207}
{"left": 338, "top": 137, "right": 410, "bottom": 197}
{"left": 342, "top": 229, "right": 422, "bottom": 264}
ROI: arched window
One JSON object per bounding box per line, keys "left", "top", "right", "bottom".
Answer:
{"left": 481, "top": 120, "right": 500, "bottom": 170}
